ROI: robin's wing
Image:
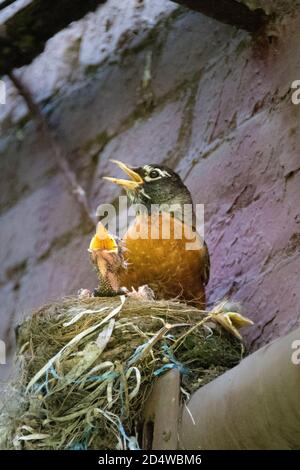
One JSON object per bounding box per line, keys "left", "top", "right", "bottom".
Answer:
{"left": 201, "top": 241, "right": 210, "bottom": 286}
{"left": 181, "top": 220, "right": 210, "bottom": 287}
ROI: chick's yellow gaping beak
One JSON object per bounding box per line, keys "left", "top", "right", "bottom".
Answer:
{"left": 89, "top": 222, "right": 118, "bottom": 252}
{"left": 103, "top": 160, "right": 143, "bottom": 189}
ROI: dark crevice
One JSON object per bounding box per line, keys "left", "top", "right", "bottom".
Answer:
{"left": 0, "top": 0, "right": 108, "bottom": 76}
{"left": 171, "top": 0, "right": 268, "bottom": 32}
{"left": 5, "top": 260, "right": 27, "bottom": 282}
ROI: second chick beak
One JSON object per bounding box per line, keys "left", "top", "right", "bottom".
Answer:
{"left": 103, "top": 160, "right": 143, "bottom": 189}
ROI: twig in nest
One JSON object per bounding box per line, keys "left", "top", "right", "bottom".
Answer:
{"left": 8, "top": 71, "right": 96, "bottom": 229}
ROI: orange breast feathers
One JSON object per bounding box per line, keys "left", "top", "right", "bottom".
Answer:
{"left": 89, "top": 212, "right": 209, "bottom": 308}
{"left": 119, "top": 212, "right": 209, "bottom": 307}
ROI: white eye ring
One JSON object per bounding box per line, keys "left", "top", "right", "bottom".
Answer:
{"left": 143, "top": 166, "right": 171, "bottom": 182}
{"left": 144, "top": 173, "right": 161, "bottom": 182}
{"left": 149, "top": 170, "right": 160, "bottom": 179}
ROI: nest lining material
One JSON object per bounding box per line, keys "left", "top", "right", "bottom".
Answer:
{"left": 0, "top": 295, "right": 248, "bottom": 450}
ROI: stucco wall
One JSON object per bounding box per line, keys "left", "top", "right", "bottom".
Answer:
{"left": 1, "top": 0, "right": 300, "bottom": 379}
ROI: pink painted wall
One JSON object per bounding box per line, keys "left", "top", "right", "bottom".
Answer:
{"left": 0, "top": 2, "right": 300, "bottom": 379}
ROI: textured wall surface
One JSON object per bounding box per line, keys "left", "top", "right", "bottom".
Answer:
{"left": 0, "top": 0, "right": 300, "bottom": 380}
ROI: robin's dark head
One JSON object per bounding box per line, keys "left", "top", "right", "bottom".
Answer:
{"left": 103, "top": 161, "right": 193, "bottom": 217}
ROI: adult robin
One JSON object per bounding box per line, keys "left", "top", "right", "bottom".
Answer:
{"left": 89, "top": 161, "right": 210, "bottom": 309}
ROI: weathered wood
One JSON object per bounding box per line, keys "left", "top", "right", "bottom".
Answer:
{"left": 0, "top": 0, "right": 107, "bottom": 76}
{"left": 172, "top": 0, "right": 268, "bottom": 32}
{"left": 179, "top": 327, "right": 300, "bottom": 449}
{"left": 142, "top": 369, "right": 180, "bottom": 450}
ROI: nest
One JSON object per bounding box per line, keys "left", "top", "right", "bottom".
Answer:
{"left": 0, "top": 296, "right": 248, "bottom": 450}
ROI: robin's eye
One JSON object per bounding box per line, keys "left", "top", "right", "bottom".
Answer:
{"left": 149, "top": 170, "right": 160, "bottom": 179}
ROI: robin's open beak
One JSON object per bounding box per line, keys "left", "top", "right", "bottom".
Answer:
{"left": 103, "top": 160, "right": 143, "bottom": 189}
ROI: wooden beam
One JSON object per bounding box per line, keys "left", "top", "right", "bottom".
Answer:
{"left": 179, "top": 327, "right": 300, "bottom": 449}
{"left": 142, "top": 369, "right": 180, "bottom": 450}
{"left": 172, "top": 0, "right": 268, "bottom": 32}
{"left": 0, "top": 0, "right": 107, "bottom": 76}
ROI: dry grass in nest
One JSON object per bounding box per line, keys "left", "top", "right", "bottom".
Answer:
{"left": 0, "top": 296, "right": 247, "bottom": 450}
